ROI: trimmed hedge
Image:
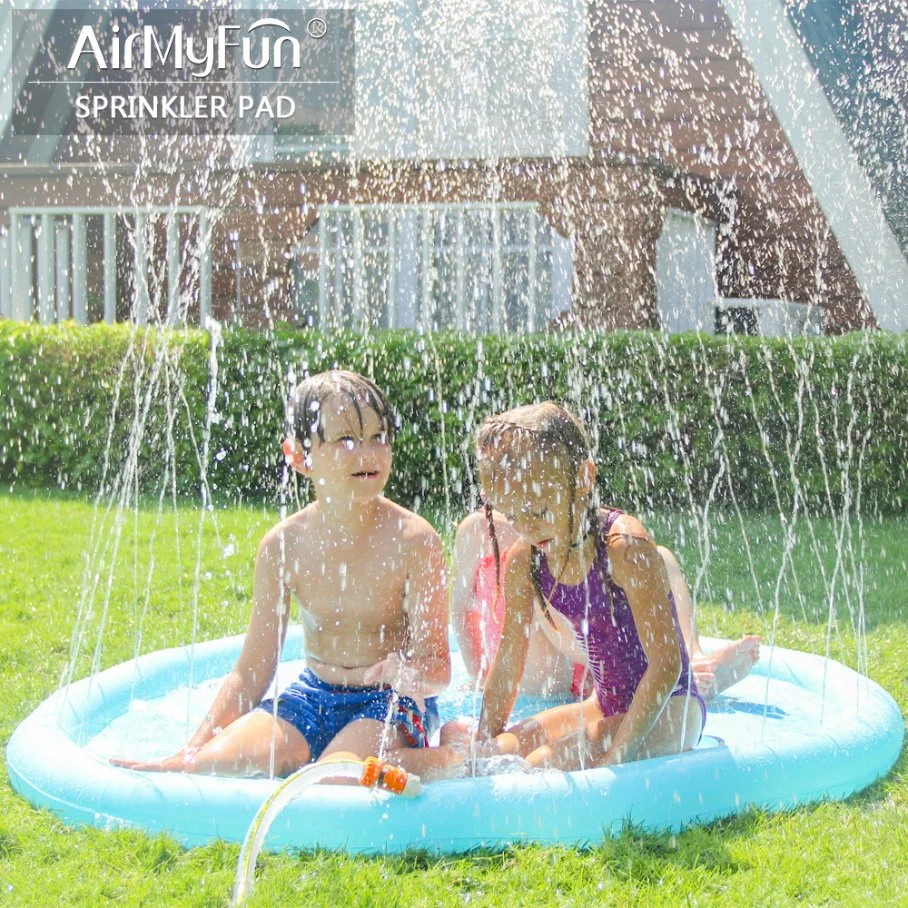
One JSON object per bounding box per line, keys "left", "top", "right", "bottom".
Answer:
{"left": 1, "top": 322, "right": 905, "bottom": 515}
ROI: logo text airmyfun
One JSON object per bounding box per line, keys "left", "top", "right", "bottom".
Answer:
{"left": 67, "top": 17, "right": 311, "bottom": 79}
{"left": 9, "top": 7, "right": 352, "bottom": 136}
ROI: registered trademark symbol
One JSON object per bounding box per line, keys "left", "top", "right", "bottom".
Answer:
{"left": 307, "top": 18, "right": 327, "bottom": 39}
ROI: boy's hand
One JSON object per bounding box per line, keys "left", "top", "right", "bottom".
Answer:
{"left": 110, "top": 748, "right": 197, "bottom": 773}
{"left": 363, "top": 653, "right": 424, "bottom": 699}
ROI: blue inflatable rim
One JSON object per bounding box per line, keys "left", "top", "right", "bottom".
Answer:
{"left": 6, "top": 629, "right": 904, "bottom": 854}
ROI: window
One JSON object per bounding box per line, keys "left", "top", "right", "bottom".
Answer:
{"left": 304, "top": 203, "right": 572, "bottom": 333}
{"left": 656, "top": 208, "right": 719, "bottom": 333}
{"left": 715, "top": 306, "right": 758, "bottom": 336}
{"left": 657, "top": 208, "right": 825, "bottom": 337}
{"left": 716, "top": 299, "right": 824, "bottom": 337}
{"left": 2, "top": 207, "right": 212, "bottom": 326}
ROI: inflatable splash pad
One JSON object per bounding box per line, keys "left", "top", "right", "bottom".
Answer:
{"left": 7, "top": 629, "right": 903, "bottom": 853}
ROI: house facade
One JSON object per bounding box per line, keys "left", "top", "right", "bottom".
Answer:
{"left": 1, "top": 0, "right": 904, "bottom": 336}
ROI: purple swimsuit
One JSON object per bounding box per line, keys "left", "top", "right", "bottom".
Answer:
{"left": 537, "top": 510, "right": 706, "bottom": 727}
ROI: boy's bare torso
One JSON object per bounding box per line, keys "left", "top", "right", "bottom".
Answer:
{"left": 269, "top": 496, "right": 427, "bottom": 687}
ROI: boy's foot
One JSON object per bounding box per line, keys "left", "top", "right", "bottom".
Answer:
{"left": 694, "top": 635, "right": 761, "bottom": 698}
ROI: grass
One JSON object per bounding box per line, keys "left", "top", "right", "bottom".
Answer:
{"left": 0, "top": 488, "right": 906, "bottom": 907}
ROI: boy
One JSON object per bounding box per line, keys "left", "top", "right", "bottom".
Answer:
{"left": 113, "top": 370, "right": 459, "bottom": 779}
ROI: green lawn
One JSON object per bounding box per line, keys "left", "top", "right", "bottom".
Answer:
{"left": 1, "top": 490, "right": 906, "bottom": 907}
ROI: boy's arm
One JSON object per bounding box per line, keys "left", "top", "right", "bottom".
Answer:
{"left": 364, "top": 526, "right": 451, "bottom": 698}
{"left": 112, "top": 529, "right": 292, "bottom": 771}
{"left": 188, "top": 532, "right": 292, "bottom": 746}
{"left": 477, "top": 543, "right": 533, "bottom": 741}
{"left": 449, "top": 515, "right": 487, "bottom": 677}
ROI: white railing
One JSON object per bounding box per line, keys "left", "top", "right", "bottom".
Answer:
{"left": 1, "top": 206, "right": 212, "bottom": 327}
{"left": 308, "top": 202, "right": 572, "bottom": 333}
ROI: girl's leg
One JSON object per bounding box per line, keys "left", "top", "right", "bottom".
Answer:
{"left": 524, "top": 712, "right": 624, "bottom": 771}
{"left": 493, "top": 695, "right": 604, "bottom": 758}
{"left": 695, "top": 637, "right": 761, "bottom": 697}
{"left": 634, "top": 693, "right": 704, "bottom": 760}
{"left": 527, "top": 692, "right": 704, "bottom": 771}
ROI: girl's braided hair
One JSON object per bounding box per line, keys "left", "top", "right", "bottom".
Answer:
{"left": 475, "top": 402, "right": 612, "bottom": 628}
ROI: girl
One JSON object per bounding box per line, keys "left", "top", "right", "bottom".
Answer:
{"left": 475, "top": 402, "right": 707, "bottom": 770}
{"left": 454, "top": 508, "right": 759, "bottom": 701}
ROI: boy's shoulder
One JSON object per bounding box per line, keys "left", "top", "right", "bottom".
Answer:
{"left": 376, "top": 497, "right": 441, "bottom": 548}
{"left": 255, "top": 499, "right": 441, "bottom": 559}
{"left": 255, "top": 502, "right": 318, "bottom": 552}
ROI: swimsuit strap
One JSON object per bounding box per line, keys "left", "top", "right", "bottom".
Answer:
{"left": 595, "top": 507, "right": 625, "bottom": 581}
{"left": 601, "top": 507, "right": 624, "bottom": 534}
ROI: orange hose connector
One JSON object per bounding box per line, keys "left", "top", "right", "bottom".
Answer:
{"left": 360, "top": 756, "right": 417, "bottom": 795}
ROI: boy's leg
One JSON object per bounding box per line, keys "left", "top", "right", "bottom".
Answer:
{"left": 385, "top": 740, "right": 467, "bottom": 781}
{"left": 317, "top": 717, "right": 465, "bottom": 781}
{"left": 318, "top": 716, "right": 405, "bottom": 763}
{"left": 182, "top": 710, "right": 312, "bottom": 777}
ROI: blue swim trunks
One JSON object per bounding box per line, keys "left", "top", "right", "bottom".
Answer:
{"left": 257, "top": 668, "right": 440, "bottom": 762}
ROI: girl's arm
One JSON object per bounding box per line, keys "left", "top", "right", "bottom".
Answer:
{"left": 477, "top": 542, "right": 534, "bottom": 740}
{"left": 598, "top": 522, "right": 682, "bottom": 765}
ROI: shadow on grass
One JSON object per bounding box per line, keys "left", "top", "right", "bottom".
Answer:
{"left": 286, "top": 818, "right": 749, "bottom": 881}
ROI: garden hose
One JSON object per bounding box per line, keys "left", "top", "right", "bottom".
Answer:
{"left": 232, "top": 757, "right": 423, "bottom": 904}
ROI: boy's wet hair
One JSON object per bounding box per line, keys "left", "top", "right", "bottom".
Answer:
{"left": 288, "top": 370, "right": 394, "bottom": 451}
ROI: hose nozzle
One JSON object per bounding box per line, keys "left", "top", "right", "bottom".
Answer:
{"left": 360, "top": 756, "right": 424, "bottom": 797}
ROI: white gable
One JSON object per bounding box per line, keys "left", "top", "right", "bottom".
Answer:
{"left": 722, "top": 0, "right": 908, "bottom": 331}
